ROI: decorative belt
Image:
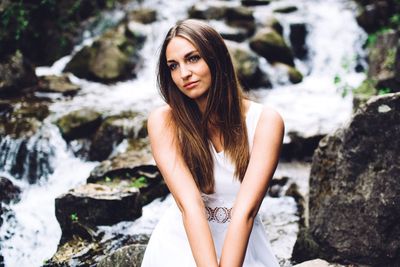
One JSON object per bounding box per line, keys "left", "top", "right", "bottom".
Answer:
{"left": 205, "top": 206, "right": 232, "bottom": 223}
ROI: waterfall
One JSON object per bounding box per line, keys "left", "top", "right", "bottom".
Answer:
{"left": 0, "top": 0, "right": 367, "bottom": 266}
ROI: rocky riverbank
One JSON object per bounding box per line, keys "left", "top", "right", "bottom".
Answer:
{"left": 1, "top": 0, "right": 396, "bottom": 266}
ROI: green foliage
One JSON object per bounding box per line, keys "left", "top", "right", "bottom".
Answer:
{"left": 378, "top": 87, "right": 391, "bottom": 95}
{"left": 105, "top": 176, "right": 112, "bottom": 182}
{"left": 383, "top": 48, "right": 396, "bottom": 70}
{"left": 130, "top": 176, "right": 147, "bottom": 188}
{"left": 70, "top": 212, "right": 79, "bottom": 222}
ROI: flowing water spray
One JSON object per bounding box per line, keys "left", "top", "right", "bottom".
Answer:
{"left": 0, "top": 0, "right": 366, "bottom": 266}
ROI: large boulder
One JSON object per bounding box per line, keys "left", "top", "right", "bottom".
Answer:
{"left": 250, "top": 27, "right": 295, "bottom": 66}
{"left": 64, "top": 23, "right": 146, "bottom": 82}
{"left": 293, "top": 93, "right": 400, "bottom": 266}
{"left": 55, "top": 108, "right": 102, "bottom": 141}
{"left": 97, "top": 244, "right": 146, "bottom": 267}
{"left": 225, "top": 6, "right": 256, "bottom": 36}
{"left": 0, "top": 51, "right": 37, "bottom": 95}
{"left": 367, "top": 30, "right": 399, "bottom": 92}
{"left": 55, "top": 183, "right": 142, "bottom": 242}
{"left": 290, "top": 23, "right": 308, "bottom": 59}
{"left": 188, "top": 4, "right": 227, "bottom": 20}
{"left": 0, "top": 100, "right": 55, "bottom": 183}
{"left": 37, "top": 74, "right": 81, "bottom": 96}
{"left": 127, "top": 8, "right": 157, "bottom": 24}
{"left": 228, "top": 44, "right": 271, "bottom": 89}
{"left": 89, "top": 112, "right": 147, "bottom": 161}
{"left": 356, "top": 1, "right": 397, "bottom": 33}
{"left": 88, "top": 138, "right": 169, "bottom": 205}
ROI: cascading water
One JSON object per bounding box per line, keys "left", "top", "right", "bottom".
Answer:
{"left": 0, "top": 0, "right": 366, "bottom": 266}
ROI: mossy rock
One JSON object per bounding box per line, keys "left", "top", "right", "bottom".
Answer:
{"left": 229, "top": 45, "right": 271, "bottom": 89}
{"left": 64, "top": 24, "right": 146, "bottom": 82}
{"left": 250, "top": 27, "right": 294, "bottom": 66}
{"left": 56, "top": 109, "right": 102, "bottom": 141}
{"left": 128, "top": 8, "right": 157, "bottom": 24}
{"left": 352, "top": 79, "right": 378, "bottom": 111}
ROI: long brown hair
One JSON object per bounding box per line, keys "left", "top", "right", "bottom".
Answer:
{"left": 157, "top": 19, "right": 249, "bottom": 193}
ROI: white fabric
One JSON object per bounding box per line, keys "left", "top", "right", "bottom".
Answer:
{"left": 141, "top": 101, "right": 280, "bottom": 267}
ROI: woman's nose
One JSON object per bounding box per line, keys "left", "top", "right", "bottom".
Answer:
{"left": 180, "top": 64, "right": 192, "bottom": 79}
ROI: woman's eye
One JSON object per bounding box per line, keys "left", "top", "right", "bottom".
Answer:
{"left": 168, "top": 63, "right": 178, "bottom": 71}
{"left": 188, "top": 55, "right": 200, "bottom": 63}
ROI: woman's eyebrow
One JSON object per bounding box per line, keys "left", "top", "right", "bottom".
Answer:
{"left": 167, "top": 50, "right": 198, "bottom": 63}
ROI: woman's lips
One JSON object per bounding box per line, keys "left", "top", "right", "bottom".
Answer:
{"left": 183, "top": 81, "right": 199, "bottom": 89}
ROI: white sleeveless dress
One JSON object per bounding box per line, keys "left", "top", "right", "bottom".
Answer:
{"left": 141, "top": 101, "right": 280, "bottom": 267}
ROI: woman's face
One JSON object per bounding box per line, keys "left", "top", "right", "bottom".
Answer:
{"left": 166, "top": 36, "right": 212, "bottom": 108}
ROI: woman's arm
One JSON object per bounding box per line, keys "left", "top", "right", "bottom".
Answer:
{"left": 219, "top": 106, "right": 284, "bottom": 267}
{"left": 148, "top": 106, "right": 219, "bottom": 267}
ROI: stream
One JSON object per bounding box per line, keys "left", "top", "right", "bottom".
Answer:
{"left": 0, "top": 0, "right": 366, "bottom": 266}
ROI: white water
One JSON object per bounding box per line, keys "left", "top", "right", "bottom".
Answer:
{"left": 1, "top": 0, "right": 366, "bottom": 266}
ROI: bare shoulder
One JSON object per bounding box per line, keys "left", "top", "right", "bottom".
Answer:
{"left": 148, "top": 105, "right": 173, "bottom": 130}
{"left": 259, "top": 105, "right": 284, "bottom": 129}
{"left": 254, "top": 104, "right": 285, "bottom": 141}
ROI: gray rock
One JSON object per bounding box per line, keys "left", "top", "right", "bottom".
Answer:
{"left": 37, "top": 74, "right": 81, "bottom": 96}
{"left": 55, "top": 183, "right": 142, "bottom": 241}
{"left": 273, "top": 6, "right": 298, "bottom": 14}
{"left": 0, "top": 176, "right": 21, "bottom": 204}
{"left": 127, "top": 8, "right": 157, "bottom": 24}
{"left": 290, "top": 23, "right": 308, "bottom": 59}
{"left": 225, "top": 6, "right": 256, "bottom": 36}
{"left": 0, "top": 51, "right": 37, "bottom": 95}
{"left": 241, "top": 0, "right": 271, "bottom": 6}
{"left": 64, "top": 24, "right": 146, "bottom": 82}
{"left": 55, "top": 108, "right": 102, "bottom": 141}
{"left": 250, "top": 27, "right": 295, "bottom": 66}
{"left": 188, "top": 4, "right": 227, "bottom": 20}
{"left": 356, "top": 1, "right": 393, "bottom": 33}
{"left": 293, "top": 93, "right": 400, "bottom": 266}
{"left": 89, "top": 112, "right": 147, "bottom": 161}
{"left": 368, "top": 30, "right": 399, "bottom": 92}
{"left": 228, "top": 44, "right": 271, "bottom": 89}
{"left": 98, "top": 244, "right": 146, "bottom": 267}
{"left": 264, "top": 16, "right": 283, "bottom": 36}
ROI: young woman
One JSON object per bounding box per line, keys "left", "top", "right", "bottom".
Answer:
{"left": 141, "top": 19, "right": 284, "bottom": 267}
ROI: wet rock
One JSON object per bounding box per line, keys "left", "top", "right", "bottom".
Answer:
{"left": 241, "top": 0, "right": 271, "bottom": 6}
{"left": 0, "top": 100, "right": 13, "bottom": 117}
{"left": 37, "top": 74, "right": 81, "bottom": 96}
{"left": 56, "top": 108, "right": 102, "bottom": 141}
{"left": 290, "top": 23, "right": 308, "bottom": 59}
{"left": 352, "top": 79, "right": 377, "bottom": 111}
{"left": 264, "top": 16, "right": 283, "bottom": 36}
{"left": 127, "top": 8, "right": 157, "bottom": 24}
{"left": 356, "top": 1, "right": 394, "bottom": 33}
{"left": 55, "top": 183, "right": 142, "bottom": 242}
{"left": 188, "top": 4, "right": 227, "bottom": 20}
{"left": 250, "top": 27, "right": 295, "bottom": 66}
{"left": 272, "top": 62, "right": 303, "bottom": 84}
{"left": 89, "top": 112, "right": 147, "bottom": 161}
{"left": 0, "top": 51, "right": 37, "bottom": 96}
{"left": 64, "top": 23, "right": 146, "bottom": 82}
{"left": 368, "top": 30, "right": 399, "bottom": 92}
{"left": 292, "top": 258, "right": 346, "bottom": 267}
{"left": 0, "top": 99, "right": 55, "bottom": 183}
{"left": 293, "top": 93, "right": 400, "bottom": 266}
{"left": 281, "top": 131, "right": 324, "bottom": 162}
{"left": 274, "top": 6, "right": 298, "bottom": 14}
{"left": 210, "top": 21, "right": 248, "bottom": 42}
{"left": 88, "top": 138, "right": 169, "bottom": 205}
{"left": 228, "top": 44, "right": 271, "bottom": 89}
{"left": 225, "top": 7, "right": 256, "bottom": 36}
{"left": 0, "top": 176, "right": 21, "bottom": 204}
{"left": 45, "top": 232, "right": 149, "bottom": 267}
{"left": 98, "top": 244, "right": 146, "bottom": 267}
{"left": 268, "top": 176, "right": 289, "bottom": 197}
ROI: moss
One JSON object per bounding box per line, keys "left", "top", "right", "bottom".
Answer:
{"left": 383, "top": 48, "right": 396, "bottom": 70}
